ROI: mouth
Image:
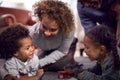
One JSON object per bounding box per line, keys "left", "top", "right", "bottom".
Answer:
{"left": 30, "top": 52, "right": 34, "bottom": 57}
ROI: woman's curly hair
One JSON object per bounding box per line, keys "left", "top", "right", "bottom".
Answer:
{"left": 33, "top": 0, "right": 75, "bottom": 35}
{"left": 0, "top": 24, "right": 30, "bottom": 60}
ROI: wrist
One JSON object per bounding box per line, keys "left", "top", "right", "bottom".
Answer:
{"left": 33, "top": 75, "right": 39, "bottom": 80}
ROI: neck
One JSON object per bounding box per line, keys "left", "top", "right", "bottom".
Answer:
{"left": 98, "top": 52, "right": 109, "bottom": 64}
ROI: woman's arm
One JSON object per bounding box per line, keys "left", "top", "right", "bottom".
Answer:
{"left": 39, "top": 29, "right": 75, "bottom": 67}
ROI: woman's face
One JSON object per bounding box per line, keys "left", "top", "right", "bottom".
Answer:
{"left": 83, "top": 36, "right": 102, "bottom": 61}
{"left": 40, "top": 16, "right": 59, "bottom": 39}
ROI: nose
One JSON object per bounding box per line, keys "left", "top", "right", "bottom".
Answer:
{"left": 44, "top": 30, "right": 52, "bottom": 37}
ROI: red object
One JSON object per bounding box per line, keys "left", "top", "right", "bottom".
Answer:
{"left": 58, "top": 71, "right": 72, "bottom": 79}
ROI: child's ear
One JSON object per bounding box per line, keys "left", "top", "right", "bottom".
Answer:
{"left": 14, "top": 52, "right": 18, "bottom": 57}
{"left": 100, "top": 45, "right": 107, "bottom": 54}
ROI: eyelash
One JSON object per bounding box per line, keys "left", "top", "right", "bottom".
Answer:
{"left": 26, "top": 44, "right": 34, "bottom": 50}
{"left": 26, "top": 47, "right": 30, "bottom": 50}
{"left": 42, "top": 25, "right": 58, "bottom": 32}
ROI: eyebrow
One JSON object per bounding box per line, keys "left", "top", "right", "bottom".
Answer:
{"left": 42, "top": 24, "right": 58, "bottom": 30}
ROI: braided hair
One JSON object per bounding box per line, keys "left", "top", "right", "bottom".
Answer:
{"left": 85, "top": 25, "right": 120, "bottom": 70}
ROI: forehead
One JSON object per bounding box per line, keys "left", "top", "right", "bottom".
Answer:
{"left": 41, "top": 16, "right": 58, "bottom": 28}
{"left": 19, "top": 37, "right": 32, "bottom": 45}
{"left": 83, "top": 36, "right": 91, "bottom": 44}
{"left": 83, "top": 36, "right": 96, "bottom": 47}
{"left": 84, "top": 35, "right": 101, "bottom": 49}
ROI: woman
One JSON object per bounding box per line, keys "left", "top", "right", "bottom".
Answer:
{"left": 28, "top": 0, "right": 75, "bottom": 71}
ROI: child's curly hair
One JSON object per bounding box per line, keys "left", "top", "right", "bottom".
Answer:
{"left": 0, "top": 24, "right": 30, "bottom": 60}
{"left": 33, "top": 0, "right": 75, "bottom": 35}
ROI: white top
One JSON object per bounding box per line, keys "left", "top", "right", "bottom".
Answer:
{"left": 3, "top": 54, "right": 40, "bottom": 77}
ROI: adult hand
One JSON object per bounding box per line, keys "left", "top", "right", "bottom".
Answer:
{"left": 36, "top": 69, "right": 44, "bottom": 77}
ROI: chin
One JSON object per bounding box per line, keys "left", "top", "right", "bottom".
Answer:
{"left": 29, "top": 55, "right": 34, "bottom": 59}
{"left": 44, "top": 36, "right": 50, "bottom": 39}
{"left": 44, "top": 35, "right": 52, "bottom": 39}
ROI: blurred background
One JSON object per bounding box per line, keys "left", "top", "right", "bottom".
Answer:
{"left": 0, "top": 0, "right": 38, "bottom": 11}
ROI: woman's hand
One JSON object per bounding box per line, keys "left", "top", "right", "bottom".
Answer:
{"left": 36, "top": 69, "right": 44, "bottom": 77}
{"left": 3, "top": 74, "right": 16, "bottom": 80}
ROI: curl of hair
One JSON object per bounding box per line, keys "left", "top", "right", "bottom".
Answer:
{"left": 33, "top": 0, "right": 75, "bottom": 35}
{"left": 86, "top": 25, "right": 120, "bottom": 70}
{"left": 0, "top": 24, "right": 30, "bottom": 60}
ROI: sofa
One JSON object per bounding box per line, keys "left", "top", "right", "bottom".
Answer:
{"left": 0, "top": 6, "right": 36, "bottom": 26}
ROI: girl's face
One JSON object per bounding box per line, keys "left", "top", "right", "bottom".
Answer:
{"left": 83, "top": 36, "right": 103, "bottom": 61}
{"left": 15, "top": 37, "right": 35, "bottom": 62}
{"left": 40, "top": 16, "right": 59, "bottom": 39}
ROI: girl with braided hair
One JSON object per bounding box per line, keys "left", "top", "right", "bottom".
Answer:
{"left": 64, "top": 25, "right": 120, "bottom": 80}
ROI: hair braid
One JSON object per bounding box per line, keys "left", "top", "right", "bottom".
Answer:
{"left": 110, "top": 35, "right": 120, "bottom": 70}
{"left": 86, "top": 25, "right": 120, "bottom": 70}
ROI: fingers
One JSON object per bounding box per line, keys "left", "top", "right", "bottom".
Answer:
{"left": 37, "top": 69, "right": 44, "bottom": 76}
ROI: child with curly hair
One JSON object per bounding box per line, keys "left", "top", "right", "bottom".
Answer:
{"left": 29, "top": 0, "right": 75, "bottom": 71}
{"left": 64, "top": 25, "right": 120, "bottom": 80}
{"left": 0, "top": 24, "right": 43, "bottom": 80}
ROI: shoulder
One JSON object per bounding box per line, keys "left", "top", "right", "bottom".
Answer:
{"left": 0, "top": 59, "right": 6, "bottom": 68}
{"left": 28, "top": 22, "right": 41, "bottom": 36}
{"left": 5, "top": 57, "right": 17, "bottom": 66}
{"left": 63, "top": 28, "right": 75, "bottom": 38}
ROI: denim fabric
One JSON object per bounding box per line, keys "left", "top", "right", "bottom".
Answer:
{"left": 77, "top": 0, "right": 116, "bottom": 32}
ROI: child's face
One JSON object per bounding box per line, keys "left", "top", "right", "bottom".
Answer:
{"left": 83, "top": 36, "right": 102, "bottom": 61}
{"left": 15, "top": 37, "right": 35, "bottom": 62}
